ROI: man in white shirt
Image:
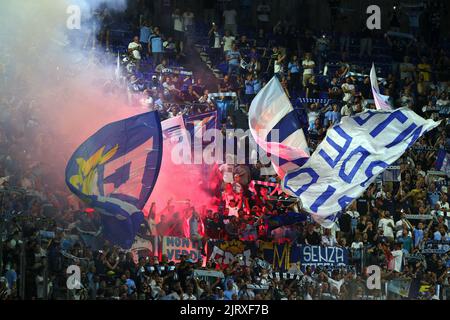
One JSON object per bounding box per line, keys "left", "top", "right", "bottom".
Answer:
{"left": 222, "top": 30, "right": 235, "bottom": 53}
{"left": 321, "top": 229, "right": 337, "bottom": 246}
{"left": 437, "top": 193, "right": 450, "bottom": 211}
{"left": 323, "top": 272, "right": 345, "bottom": 294}
{"left": 341, "top": 77, "right": 355, "bottom": 103}
{"left": 128, "top": 36, "right": 142, "bottom": 65}
{"left": 302, "top": 53, "right": 315, "bottom": 87}
{"left": 395, "top": 212, "right": 413, "bottom": 238}
{"left": 340, "top": 103, "right": 353, "bottom": 117}
{"left": 223, "top": 6, "right": 238, "bottom": 36}
{"left": 378, "top": 211, "right": 395, "bottom": 241}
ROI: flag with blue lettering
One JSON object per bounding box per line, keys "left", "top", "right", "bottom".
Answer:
{"left": 283, "top": 108, "right": 440, "bottom": 226}
{"left": 249, "top": 77, "right": 310, "bottom": 177}
{"left": 65, "top": 112, "right": 163, "bottom": 249}
{"left": 436, "top": 148, "right": 450, "bottom": 176}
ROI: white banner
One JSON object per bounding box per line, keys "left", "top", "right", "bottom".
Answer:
{"left": 282, "top": 108, "right": 440, "bottom": 226}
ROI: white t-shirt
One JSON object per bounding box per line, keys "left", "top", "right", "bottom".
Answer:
{"left": 223, "top": 10, "right": 237, "bottom": 25}
{"left": 322, "top": 235, "right": 337, "bottom": 247}
{"left": 302, "top": 59, "right": 315, "bottom": 75}
{"left": 378, "top": 218, "right": 395, "bottom": 238}
{"left": 223, "top": 35, "right": 235, "bottom": 52}
{"left": 340, "top": 104, "right": 352, "bottom": 117}
{"left": 228, "top": 206, "right": 239, "bottom": 218}
{"left": 128, "top": 42, "right": 142, "bottom": 60}
{"left": 341, "top": 83, "right": 355, "bottom": 102}
{"left": 172, "top": 14, "right": 184, "bottom": 32}
{"left": 395, "top": 220, "right": 412, "bottom": 238}
{"left": 274, "top": 60, "right": 283, "bottom": 74}
{"left": 328, "top": 278, "right": 345, "bottom": 293}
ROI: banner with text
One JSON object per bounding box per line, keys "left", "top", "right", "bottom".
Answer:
{"left": 162, "top": 236, "right": 203, "bottom": 263}
{"left": 283, "top": 108, "right": 440, "bottom": 226}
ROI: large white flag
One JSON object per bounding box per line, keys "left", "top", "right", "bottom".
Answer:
{"left": 371, "top": 64, "right": 392, "bottom": 111}
{"left": 248, "top": 77, "right": 310, "bottom": 177}
{"left": 282, "top": 108, "right": 440, "bottom": 226}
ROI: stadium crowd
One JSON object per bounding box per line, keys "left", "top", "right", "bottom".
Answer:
{"left": 1, "top": 0, "right": 450, "bottom": 300}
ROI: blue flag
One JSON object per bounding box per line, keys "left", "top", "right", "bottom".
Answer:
{"left": 436, "top": 148, "right": 450, "bottom": 176}
{"left": 65, "top": 112, "right": 163, "bottom": 249}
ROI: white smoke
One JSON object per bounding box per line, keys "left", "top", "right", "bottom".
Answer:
{"left": 0, "top": 0, "right": 136, "bottom": 188}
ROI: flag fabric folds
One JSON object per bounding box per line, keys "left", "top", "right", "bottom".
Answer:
{"left": 370, "top": 63, "right": 392, "bottom": 111}
{"left": 282, "top": 108, "right": 440, "bottom": 226}
{"left": 66, "top": 112, "right": 163, "bottom": 249}
{"left": 248, "top": 77, "right": 310, "bottom": 177}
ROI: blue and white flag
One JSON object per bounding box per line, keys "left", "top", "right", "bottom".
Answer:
{"left": 249, "top": 77, "right": 310, "bottom": 177}
{"left": 282, "top": 108, "right": 440, "bottom": 226}
{"left": 436, "top": 148, "right": 450, "bottom": 176}
{"left": 66, "top": 112, "right": 163, "bottom": 249}
{"left": 371, "top": 63, "right": 392, "bottom": 111}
